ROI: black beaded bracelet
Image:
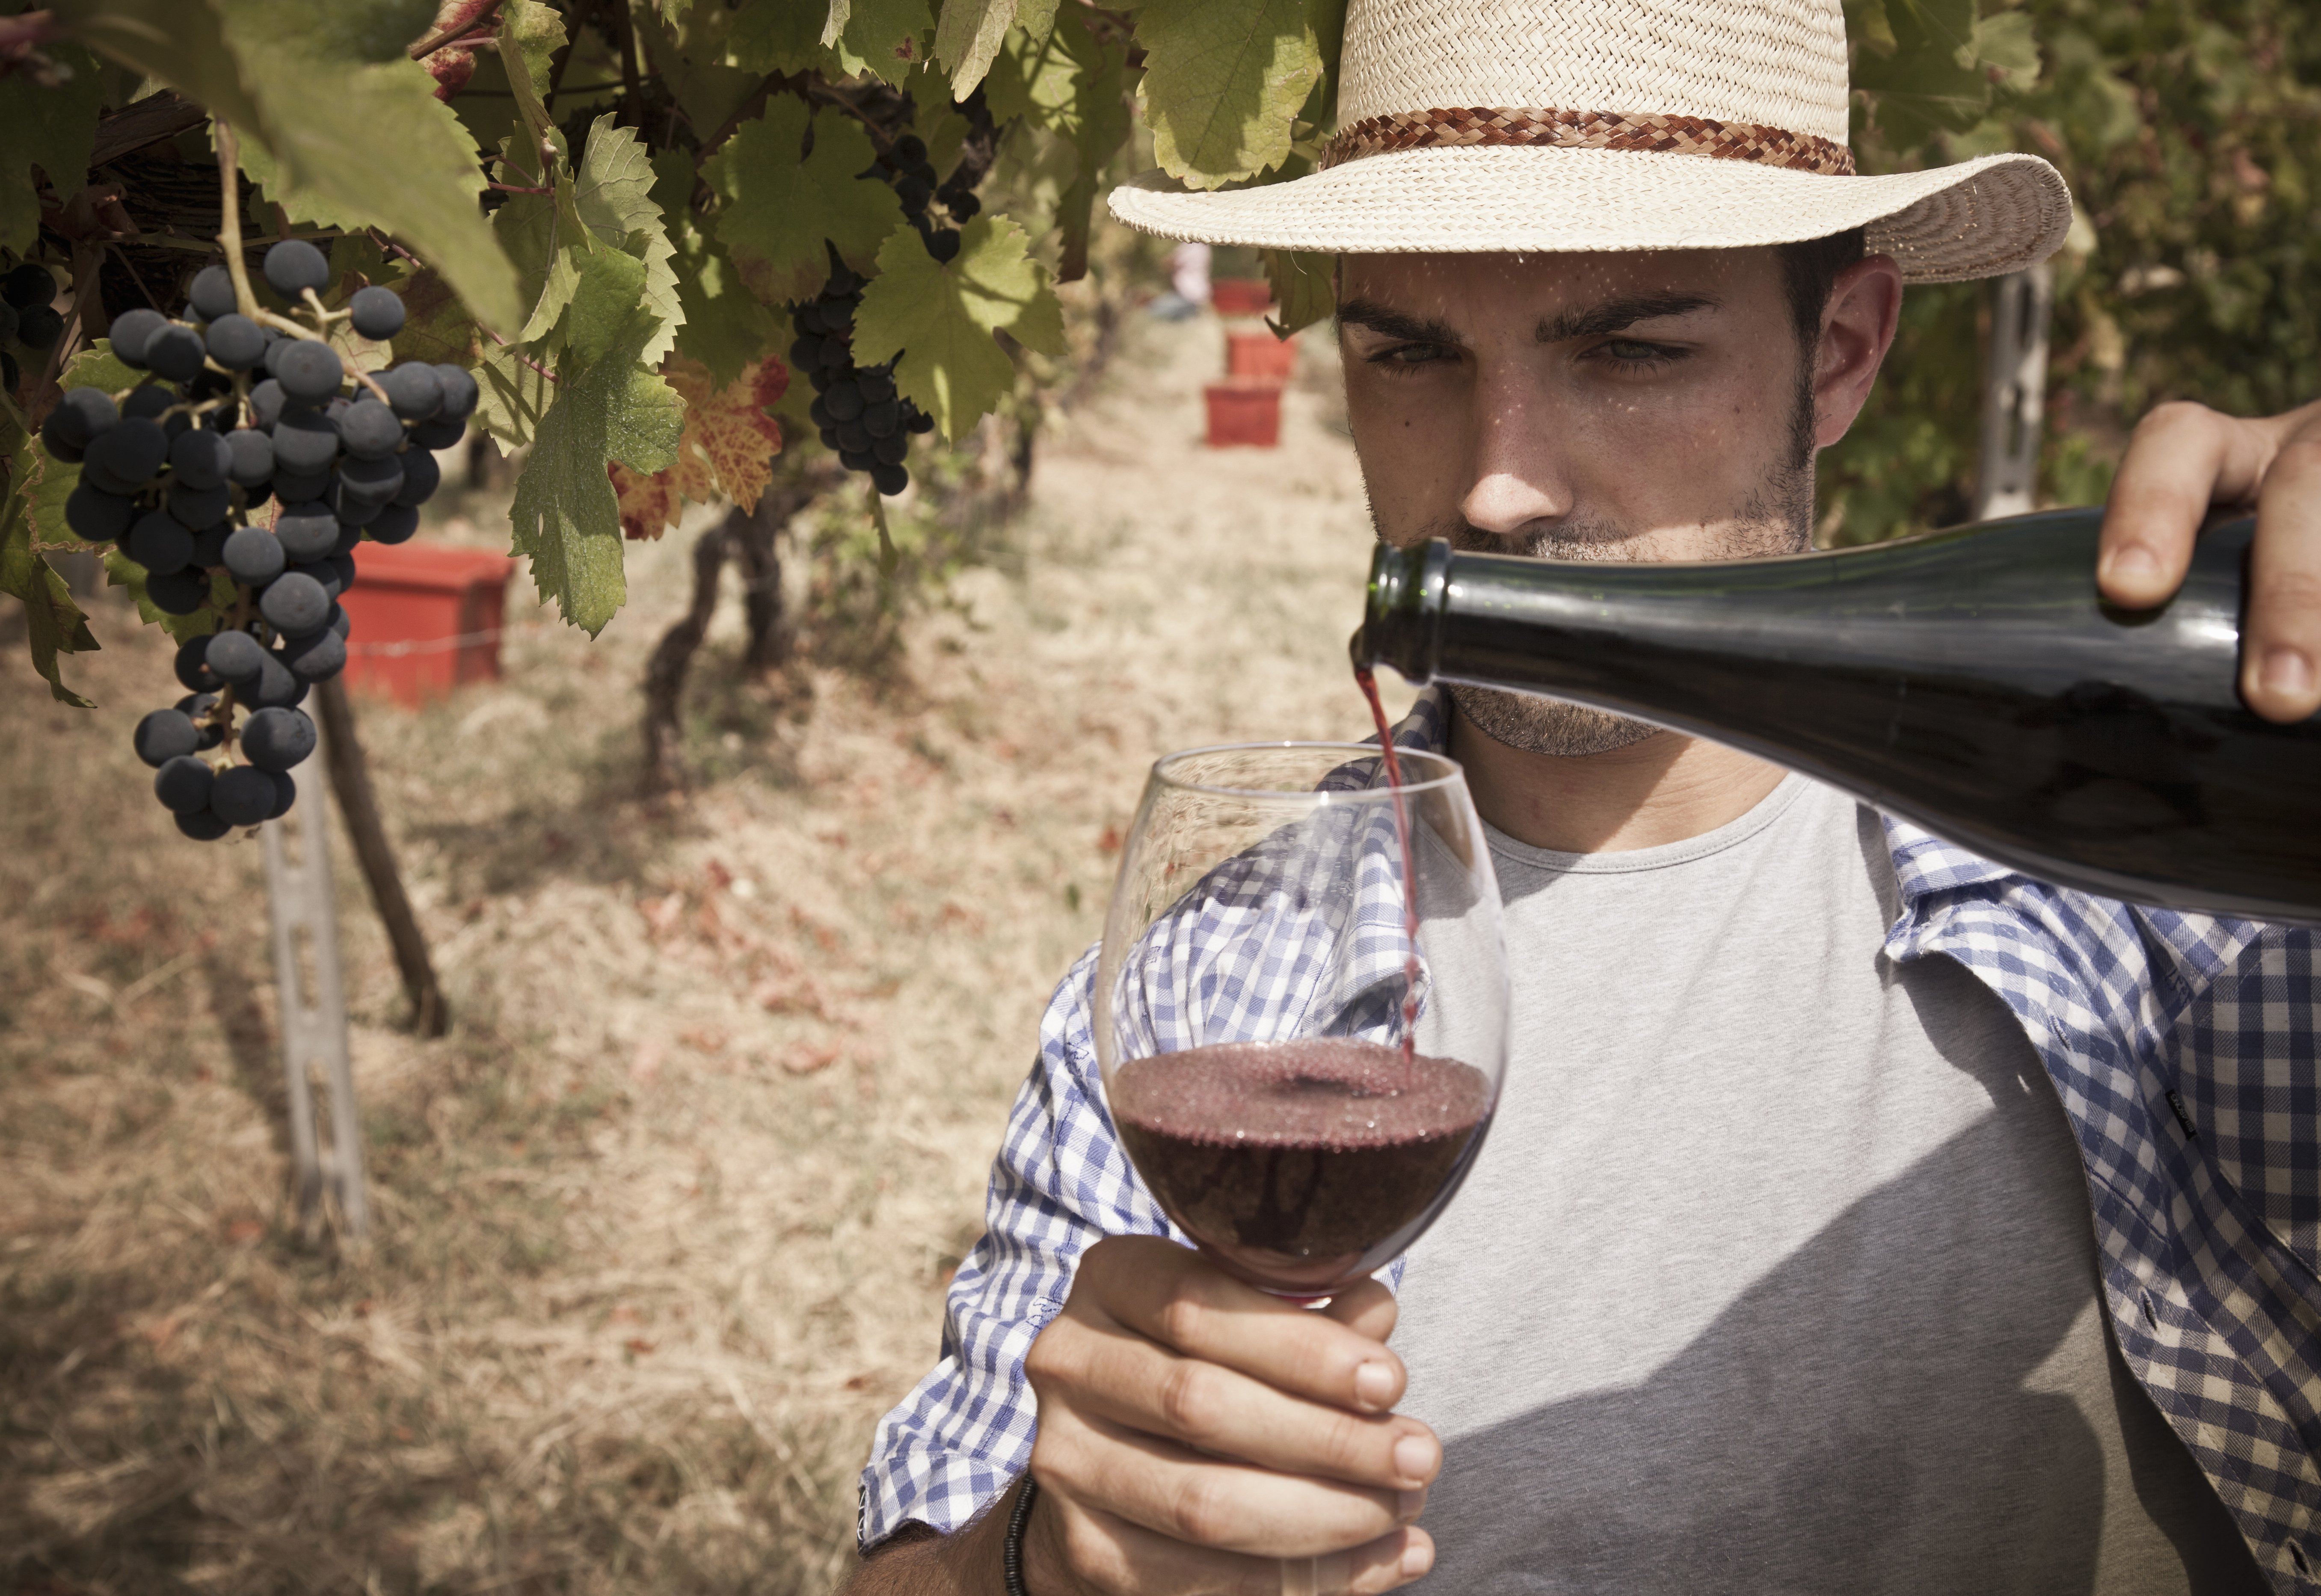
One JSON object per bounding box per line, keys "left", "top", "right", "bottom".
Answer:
{"left": 1002, "top": 1476, "right": 1040, "bottom": 1596}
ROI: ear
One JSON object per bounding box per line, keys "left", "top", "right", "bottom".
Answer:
{"left": 1812, "top": 254, "right": 1903, "bottom": 449}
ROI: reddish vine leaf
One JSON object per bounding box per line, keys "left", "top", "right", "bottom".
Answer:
{"left": 419, "top": 0, "right": 501, "bottom": 100}
{"left": 609, "top": 354, "right": 790, "bottom": 540}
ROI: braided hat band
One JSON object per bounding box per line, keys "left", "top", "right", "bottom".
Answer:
{"left": 1321, "top": 107, "right": 1858, "bottom": 178}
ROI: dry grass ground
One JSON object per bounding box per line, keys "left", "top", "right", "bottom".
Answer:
{"left": 0, "top": 315, "right": 1411, "bottom": 1594}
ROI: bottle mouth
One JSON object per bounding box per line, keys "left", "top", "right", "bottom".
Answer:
{"left": 1358, "top": 539, "right": 1450, "bottom": 685}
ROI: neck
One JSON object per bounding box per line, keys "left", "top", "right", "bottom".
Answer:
{"left": 1447, "top": 702, "right": 1788, "bottom": 853}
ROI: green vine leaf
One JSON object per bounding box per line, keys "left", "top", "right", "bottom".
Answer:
{"left": 934, "top": 0, "right": 1016, "bottom": 97}
{"left": 833, "top": 0, "right": 934, "bottom": 85}
{"left": 705, "top": 97, "right": 903, "bottom": 306}
{"left": 508, "top": 250, "right": 683, "bottom": 635}
{"left": 853, "top": 215, "right": 1064, "bottom": 441}
{"left": 1132, "top": 0, "right": 1322, "bottom": 189}
{"left": 0, "top": 44, "right": 104, "bottom": 255}
{"left": 1263, "top": 249, "right": 1334, "bottom": 336}
{"left": 48, "top": 0, "right": 270, "bottom": 137}
{"left": 0, "top": 435, "right": 99, "bottom": 707}
{"left": 570, "top": 116, "right": 685, "bottom": 368}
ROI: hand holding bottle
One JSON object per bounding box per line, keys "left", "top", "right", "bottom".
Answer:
{"left": 2099, "top": 397, "right": 2321, "bottom": 724}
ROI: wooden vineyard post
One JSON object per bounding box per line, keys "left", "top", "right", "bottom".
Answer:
{"left": 314, "top": 676, "right": 449, "bottom": 1037}
{"left": 261, "top": 744, "right": 371, "bottom": 1240}
{"left": 1973, "top": 261, "right": 2054, "bottom": 522}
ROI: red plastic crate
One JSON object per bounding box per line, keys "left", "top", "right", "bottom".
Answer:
{"left": 1225, "top": 329, "right": 1298, "bottom": 383}
{"left": 338, "top": 540, "right": 519, "bottom": 707}
{"left": 1209, "top": 278, "right": 1274, "bottom": 318}
{"left": 1205, "top": 380, "right": 1283, "bottom": 447}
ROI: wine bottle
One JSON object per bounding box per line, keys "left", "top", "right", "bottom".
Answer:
{"left": 1355, "top": 509, "right": 2321, "bottom": 925}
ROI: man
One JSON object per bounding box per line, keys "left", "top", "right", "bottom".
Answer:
{"left": 849, "top": 0, "right": 2321, "bottom": 1590}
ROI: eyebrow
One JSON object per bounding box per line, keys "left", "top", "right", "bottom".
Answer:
{"left": 1536, "top": 291, "right": 1719, "bottom": 344}
{"left": 1335, "top": 298, "right": 1464, "bottom": 344}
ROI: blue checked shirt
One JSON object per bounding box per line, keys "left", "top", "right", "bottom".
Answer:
{"left": 860, "top": 688, "right": 2321, "bottom": 1593}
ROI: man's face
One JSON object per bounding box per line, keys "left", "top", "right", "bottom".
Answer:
{"left": 1337, "top": 247, "right": 1824, "bottom": 757}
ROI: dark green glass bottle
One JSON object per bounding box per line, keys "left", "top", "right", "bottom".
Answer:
{"left": 1357, "top": 509, "right": 2321, "bottom": 924}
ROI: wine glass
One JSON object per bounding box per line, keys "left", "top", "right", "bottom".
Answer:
{"left": 1094, "top": 742, "right": 1510, "bottom": 1301}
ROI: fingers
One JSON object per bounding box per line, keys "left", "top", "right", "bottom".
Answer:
{"left": 1053, "top": 1311, "right": 1439, "bottom": 1491}
{"left": 1076, "top": 1238, "right": 1408, "bottom": 1415}
{"left": 1322, "top": 1279, "right": 1399, "bottom": 1344}
{"left": 1035, "top": 1403, "right": 1425, "bottom": 1561}
{"left": 2244, "top": 414, "right": 2321, "bottom": 721}
{"left": 1029, "top": 1486, "right": 1434, "bottom": 1596}
{"left": 2098, "top": 401, "right": 2265, "bottom": 610}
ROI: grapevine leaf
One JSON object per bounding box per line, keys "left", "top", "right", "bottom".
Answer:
{"left": 1849, "top": 0, "right": 1994, "bottom": 146}
{"left": 1053, "top": 20, "right": 1132, "bottom": 281}
{"left": 1131, "top": 0, "right": 1322, "bottom": 188}
{"left": 60, "top": 341, "right": 139, "bottom": 398}
{"left": 48, "top": 0, "right": 270, "bottom": 137}
{"left": 728, "top": 0, "right": 840, "bottom": 74}
{"left": 1263, "top": 249, "right": 1333, "bottom": 336}
{"left": 497, "top": 0, "right": 567, "bottom": 177}
{"left": 219, "top": 127, "right": 374, "bottom": 233}
{"left": 934, "top": 0, "right": 1015, "bottom": 97}
{"left": 387, "top": 267, "right": 486, "bottom": 368}
{"left": 853, "top": 214, "right": 1063, "bottom": 441}
{"left": 207, "top": 0, "right": 524, "bottom": 332}
{"left": 638, "top": 9, "right": 764, "bottom": 139}
{"left": 704, "top": 98, "right": 904, "bottom": 305}
{"left": 835, "top": 0, "right": 934, "bottom": 85}
{"left": 1017, "top": 0, "right": 1061, "bottom": 43}
{"left": 0, "top": 44, "right": 104, "bottom": 255}
{"left": 570, "top": 115, "right": 684, "bottom": 367}
{"left": 0, "top": 435, "right": 99, "bottom": 707}
{"left": 609, "top": 460, "right": 687, "bottom": 541}
{"left": 99, "top": 547, "right": 227, "bottom": 644}
{"left": 472, "top": 340, "right": 557, "bottom": 450}
{"left": 672, "top": 228, "right": 787, "bottom": 390}
{"left": 673, "top": 356, "right": 788, "bottom": 512}
{"left": 508, "top": 250, "right": 683, "bottom": 634}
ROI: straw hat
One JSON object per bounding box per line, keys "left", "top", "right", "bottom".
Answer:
{"left": 1107, "top": 0, "right": 2072, "bottom": 284}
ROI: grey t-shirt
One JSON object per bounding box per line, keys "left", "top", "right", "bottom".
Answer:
{"left": 1397, "top": 774, "right": 2268, "bottom": 1595}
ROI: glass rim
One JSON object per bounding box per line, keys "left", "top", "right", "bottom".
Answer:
{"left": 1148, "top": 740, "right": 1467, "bottom": 801}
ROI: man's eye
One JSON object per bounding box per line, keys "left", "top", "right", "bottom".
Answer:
{"left": 1595, "top": 338, "right": 1679, "bottom": 366}
{"left": 1368, "top": 342, "right": 1456, "bottom": 368}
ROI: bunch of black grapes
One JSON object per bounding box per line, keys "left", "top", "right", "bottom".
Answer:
{"left": 38, "top": 239, "right": 476, "bottom": 841}
{"left": 793, "top": 131, "right": 982, "bottom": 497}
{"left": 1, "top": 256, "right": 67, "bottom": 393}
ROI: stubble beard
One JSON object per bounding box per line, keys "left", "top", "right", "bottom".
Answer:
{"left": 1432, "top": 366, "right": 1822, "bottom": 759}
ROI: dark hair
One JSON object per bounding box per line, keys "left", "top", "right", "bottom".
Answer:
{"left": 1775, "top": 227, "right": 1866, "bottom": 347}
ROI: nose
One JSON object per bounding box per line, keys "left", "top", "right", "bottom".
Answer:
{"left": 1458, "top": 365, "right": 1572, "bottom": 538}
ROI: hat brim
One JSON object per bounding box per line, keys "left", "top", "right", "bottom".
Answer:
{"left": 1108, "top": 147, "right": 2072, "bottom": 285}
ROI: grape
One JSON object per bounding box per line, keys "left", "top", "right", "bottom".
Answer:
{"left": 1, "top": 350, "right": 16, "bottom": 392}
{"left": 335, "top": 451, "right": 403, "bottom": 503}
{"left": 65, "top": 485, "right": 135, "bottom": 542}
{"left": 393, "top": 448, "right": 440, "bottom": 506}
{"left": 858, "top": 368, "right": 895, "bottom": 403}
{"left": 107, "top": 307, "right": 168, "bottom": 368}
{"left": 947, "top": 189, "right": 980, "bottom": 221}
{"left": 134, "top": 708, "right": 200, "bottom": 767}
{"left": 176, "top": 808, "right": 234, "bottom": 841}
{"left": 86, "top": 416, "right": 168, "bottom": 484}
{"left": 329, "top": 602, "right": 350, "bottom": 638}
{"left": 210, "top": 765, "right": 277, "bottom": 827}
{"left": 872, "top": 463, "right": 909, "bottom": 496}
{"left": 349, "top": 286, "right": 405, "bottom": 340}
{"left": 263, "top": 239, "right": 330, "bottom": 298}
{"left": 262, "top": 337, "right": 291, "bottom": 378}
{"left": 369, "top": 502, "right": 420, "bottom": 544}
{"left": 246, "top": 649, "right": 306, "bottom": 709}
{"left": 378, "top": 362, "right": 442, "bottom": 420}
{"left": 146, "top": 567, "right": 211, "bottom": 615}
{"left": 210, "top": 628, "right": 270, "bottom": 682}
{"left": 327, "top": 552, "right": 357, "bottom": 593}
{"left": 175, "top": 689, "right": 221, "bottom": 730}
{"left": 16, "top": 303, "right": 62, "bottom": 350}
{"left": 205, "top": 313, "right": 267, "bottom": 370}
{"left": 169, "top": 428, "right": 232, "bottom": 489}
{"left": 275, "top": 341, "right": 343, "bottom": 405}
{"left": 836, "top": 421, "right": 870, "bottom": 453}
{"left": 431, "top": 363, "right": 478, "bottom": 419}
{"left": 0, "top": 302, "right": 15, "bottom": 343}
{"left": 871, "top": 431, "right": 908, "bottom": 466}
{"left": 266, "top": 770, "right": 297, "bottom": 820}
{"left": 43, "top": 387, "right": 117, "bottom": 454}
{"left": 406, "top": 416, "right": 465, "bottom": 451}
{"left": 271, "top": 469, "right": 329, "bottom": 503}
{"left": 144, "top": 324, "right": 207, "bottom": 384}
{"left": 840, "top": 448, "right": 873, "bottom": 471}
{"left": 154, "top": 755, "right": 214, "bottom": 814}
{"left": 1, "top": 261, "right": 53, "bottom": 307}
{"left": 225, "top": 428, "right": 274, "bottom": 486}
{"left": 272, "top": 408, "right": 340, "bottom": 475}
{"left": 222, "top": 525, "right": 287, "bottom": 584}
{"left": 189, "top": 264, "right": 239, "bottom": 321}
{"left": 336, "top": 397, "right": 403, "bottom": 460}
{"left": 127, "top": 510, "right": 194, "bottom": 576}
{"left": 241, "top": 705, "right": 316, "bottom": 772}
{"left": 248, "top": 377, "right": 287, "bottom": 431}
{"left": 261, "top": 570, "right": 330, "bottom": 635}
{"left": 167, "top": 479, "right": 232, "bottom": 529}
{"left": 825, "top": 382, "right": 865, "bottom": 422}
{"left": 926, "top": 230, "right": 961, "bottom": 264}
{"left": 189, "top": 522, "right": 231, "bottom": 568}
{"left": 275, "top": 501, "right": 340, "bottom": 561}
{"left": 330, "top": 482, "right": 381, "bottom": 526}
{"left": 862, "top": 398, "right": 899, "bottom": 438}
{"left": 173, "top": 638, "right": 223, "bottom": 692}
{"left": 907, "top": 409, "right": 934, "bottom": 435}
{"left": 818, "top": 426, "right": 840, "bottom": 450}
{"left": 121, "top": 386, "right": 174, "bottom": 422}
{"left": 282, "top": 625, "right": 347, "bottom": 682}
{"left": 896, "top": 175, "right": 932, "bottom": 212}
